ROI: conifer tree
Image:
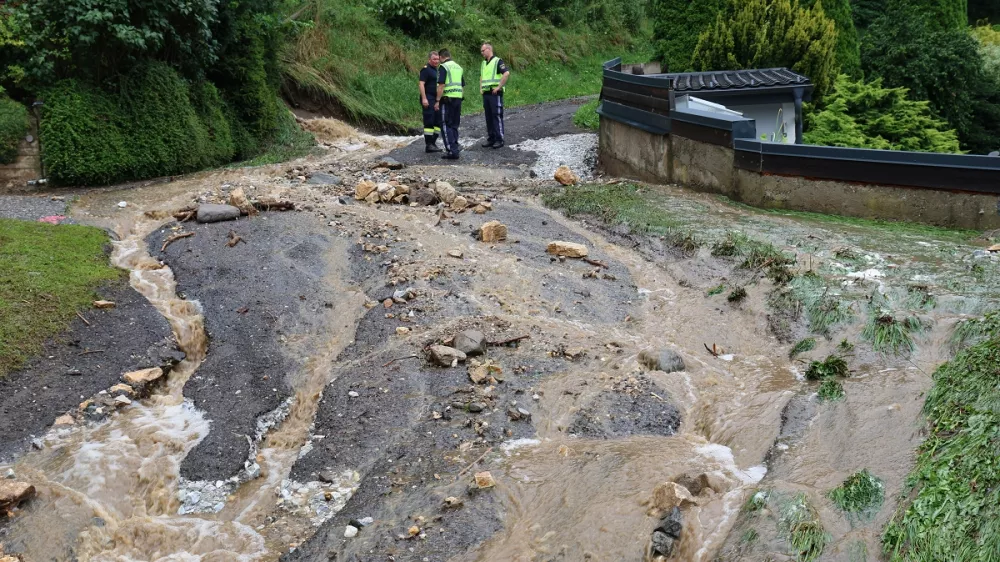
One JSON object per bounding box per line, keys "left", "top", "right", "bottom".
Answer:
{"left": 650, "top": 0, "right": 726, "bottom": 72}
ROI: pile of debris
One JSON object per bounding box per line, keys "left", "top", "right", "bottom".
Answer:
{"left": 171, "top": 187, "right": 295, "bottom": 225}
{"left": 355, "top": 180, "right": 493, "bottom": 214}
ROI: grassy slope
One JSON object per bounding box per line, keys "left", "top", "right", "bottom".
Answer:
{"left": 0, "top": 220, "right": 121, "bottom": 377}
{"left": 281, "top": 0, "right": 652, "bottom": 129}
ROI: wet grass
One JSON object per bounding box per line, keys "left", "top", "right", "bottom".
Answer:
{"left": 862, "top": 312, "right": 923, "bottom": 355}
{"left": 572, "top": 98, "right": 599, "bottom": 131}
{"left": 849, "top": 541, "right": 869, "bottom": 562}
{"left": 828, "top": 470, "right": 884, "bottom": 520}
{"left": 789, "top": 337, "right": 817, "bottom": 359}
{"left": 805, "top": 355, "right": 849, "bottom": 381}
{"left": 779, "top": 494, "right": 829, "bottom": 562}
{"left": 882, "top": 311, "right": 1000, "bottom": 560}
{"left": 950, "top": 314, "right": 1000, "bottom": 352}
{"left": 742, "top": 489, "right": 769, "bottom": 514}
{"left": 707, "top": 283, "right": 726, "bottom": 297}
{"left": 728, "top": 286, "right": 748, "bottom": 303}
{"left": 817, "top": 379, "right": 845, "bottom": 401}
{"left": 543, "top": 183, "right": 686, "bottom": 239}
{"left": 0, "top": 219, "right": 121, "bottom": 378}
{"left": 838, "top": 338, "right": 855, "bottom": 353}
{"left": 741, "top": 528, "right": 759, "bottom": 544}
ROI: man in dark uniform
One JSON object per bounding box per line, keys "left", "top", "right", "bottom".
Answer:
{"left": 418, "top": 51, "right": 443, "bottom": 153}
{"left": 479, "top": 43, "right": 510, "bottom": 149}
{"left": 435, "top": 49, "right": 464, "bottom": 160}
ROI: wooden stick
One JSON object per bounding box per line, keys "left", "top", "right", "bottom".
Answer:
{"left": 583, "top": 257, "right": 608, "bottom": 269}
{"left": 456, "top": 447, "right": 494, "bottom": 479}
{"left": 161, "top": 231, "right": 194, "bottom": 252}
{"left": 253, "top": 200, "right": 295, "bottom": 211}
{"left": 79, "top": 349, "right": 105, "bottom": 355}
{"left": 382, "top": 354, "right": 419, "bottom": 367}
{"left": 488, "top": 334, "right": 529, "bottom": 346}
{"left": 76, "top": 311, "right": 91, "bottom": 326}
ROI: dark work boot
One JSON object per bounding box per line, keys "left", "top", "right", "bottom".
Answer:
{"left": 426, "top": 145, "right": 443, "bottom": 153}
{"left": 491, "top": 141, "right": 504, "bottom": 149}
{"left": 481, "top": 139, "right": 495, "bottom": 148}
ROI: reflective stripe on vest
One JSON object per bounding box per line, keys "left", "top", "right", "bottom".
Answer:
{"left": 481, "top": 57, "right": 502, "bottom": 93}
{"left": 441, "top": 60, "right": 464, "bottom": 99}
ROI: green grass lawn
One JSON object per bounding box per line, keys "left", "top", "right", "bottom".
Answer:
{"left": 0, "top": 219, "right": 121, "bottom": 377}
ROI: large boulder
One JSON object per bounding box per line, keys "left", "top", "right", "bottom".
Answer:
{"left": 453, "top": 330, "right": 487, "bottom": 356}
{"left": 0, "top": 481, "right": 35, "bottom": 510}
{"left": 638, "top": 348, "right": 686, "bottom": 374}
{"left": 196, "top": 204, "right": 241, "bottom": 223}
{"left": 434, "top": 181, "right": 457, "bottom": 204}
{"left": 546, "top": 241, "right": 588, "bottom": 258}
{"left": 480, "top": 221, "right": 508, "bottom": 243}
{"left": 355, "top": 180, "right": 377, "bottom": 200}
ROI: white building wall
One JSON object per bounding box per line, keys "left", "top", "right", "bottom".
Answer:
{"left": 725, "top": 101, "right": 798, "bottom": 144}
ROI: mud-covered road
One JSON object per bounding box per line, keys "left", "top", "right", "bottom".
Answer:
{"left": 1, "top": 99, "right": 995, "bottom": 561}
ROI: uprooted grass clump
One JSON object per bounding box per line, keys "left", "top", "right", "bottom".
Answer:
{"left": 882, "top": 311, "right": 1000, "bottom": 560}
{"left": 779, "top": 494, "right": 829, "bottom": 562}
{"left": 862, "top": 312, "right": 923, "bottom": 355}
{"left": 711, "top": 231, "right": 796, "bottom": 282}
{"left": 817, "top": 379, "right": 845, "bottom": 401}
{"left": 728, "top": 286, "right": 748, "bottom": 303}
{"left": 790, "top": 337, "right": 817, "bottom": 359}
{"left": 805, "top": 355, "right": 849, "bottom": 381}
{"left": 828, "top": 470, "right": 884, "bottom": 520}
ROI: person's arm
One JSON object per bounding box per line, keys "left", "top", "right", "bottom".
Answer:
{"left": 419, "top": 78, "right": 429, "bottom": 108}
{"left": 494, "top": 60, "right": 510, "bottom": 94}
{"left": 436, "top": 67, "right": 446, "bottom": 108}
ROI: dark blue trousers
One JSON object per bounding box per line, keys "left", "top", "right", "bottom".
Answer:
{"left": 440, "top": 97, "right": 463, "bottom": 156}
{"left": 483, "top": 92, "right": 504, "bottom": 144}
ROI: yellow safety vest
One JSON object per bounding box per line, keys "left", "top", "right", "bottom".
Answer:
{"left": 480, "top": 57, "right": 503, "bottom": 94}
{"left": 441, "top": 60, "right": 464, "bottom": 99}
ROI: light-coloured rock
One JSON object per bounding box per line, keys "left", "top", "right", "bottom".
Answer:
{"left": 396, "top": 327, "right": 411, "bottom": 336}
{"left": 109, "top": 383, "right": 134, "bottom": 396}
{"left": 435, "top": 181, "right": 457, "bottom": 204}
{"left": 344, "top": 525, "right": 359, "bottom": 538}
{"left": 355, "top": 180, "right": 377, "bottom": 200}
{"left": 115, "top": 395, "right": 132, "bottom": 406}
{"left": 480, "top": 221, "right": 507, "bottom": 243}
{"left": 638, "top": 349, "right": 686, "bottom": 374}
{"left": 228, "top": 186, "right": 255, "bottom": 215}
{"left": 395, "top": 184, "right": 410, "bottom": 194}
{"left": 93, "top": 300, "right": 116, "bottom": 309}
{"left": 652, "top": 482, "right": 696, "bottom": 512}
{"left": 448, "top": 249, "right": 464, "bottom": 258}
{"left": 473, "top": 204, "right": 488, "bottom": 214}
{"left": 377, "top": 183, "right": 396, "bottom": 202}
{"left": 408, "top": 525, "right": 420, "bottom": 536}
{"left": 0, "top": 480, "right": 35, "bottom": 509}
{"left": 452, "top": 196, "right": 469, "bottom": 211}
{"left": 474, "top": 471, "right": 496, "bottom": 489}
{"left": 123, "top": 367, "right": 164, "bottom": 386}
{"left": 468, "top": 360, "right": 501, "bottom": 384}
{"left": 554, "top": 165, "right": 579, "bottom": 186}
{"left": 428, "top": 345, "right": 467, "bottom": 367}
{"left": 547, "top": 241, "right": 589, "bottom": 258}
{"left": 53, "top": 414, "right": 75, "bottom": 426}
{"left": 196, "top": 204, "right": 241, "bottom": 223}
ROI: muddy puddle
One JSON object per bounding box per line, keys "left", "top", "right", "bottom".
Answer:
{"left": 1, "top": 119, "right": 997, "bottom": 562}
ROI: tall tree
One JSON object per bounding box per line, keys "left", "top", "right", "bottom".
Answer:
{"left": 691, "top": 0, "right": 840, "bottom": 98}
{"left": 650, "top": 0, "right": 726, "bottom": 72}
{"left": 851, "top": 0, "right": 887, "bottom": 30}
{"left": 805, "top": 0, "right": 861, "bottom": 76}
{"left": 908, "top": 0, "right": 968, "bottom": 30}
{"left": 970, "top": 0, "right": 1000, "bottom": 23}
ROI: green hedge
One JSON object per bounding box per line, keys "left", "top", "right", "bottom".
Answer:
{"left": 40, "top": 63, "right": 302, "bottom": 186}
{"left": 0, "top": 96, "right": 29, "bottom": 165}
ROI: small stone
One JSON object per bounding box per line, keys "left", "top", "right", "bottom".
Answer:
{"left": 228, "top": 186, "right": 254, "bottom": 215}
{"left": 65, "top": 369, "right": 82, "bottom": 376}
{"left": 638, "top": 349, "right": 686, "bottom": 374}
{"left": 434, "top": 181, "right": 457, "bottom": 204}
{"left": 474, "top": 471, "right": 496, "bottom": 489}
{"left": 318, "top": 471, "right": 338, "bottom": 484}
{"left": 196, "top": 203, "right": 241, "bottom": 223}
{"left": 109, "top": 383, "right": 134, "bottom": 396}
{"left": 114, "top": 395, "right": 132, "bottom": 406}
{"left": 53, "top": 414, "right": 75, "bottom": 426}
{"left": 307, "top": 172, "right": 342, "bottom": 186}
{"left": 396, "top": 327, "right": 411, "bottom": 336}
{"left": 4, "top": 469, "right": 14, "bottom": 479}
{"left": 378, "top": 157, "right": 404, "bottom": 170}
{"left": 365, "top": 191, "right": 380, "bottom": 205}
{"left": 0, "top": 480, "right": 36, "bottom": 510}
{"left": 480, "top": 221, "right": 508, "bottom": 243}
{"left": 377, "top": 183, "right": 396, "bottom": 202}
{"left": 546, "top": 241, "right": 588, "bottom": 258}
{"left": 345, "top": 525, "right": 359, "bottom": 538}
{"left": 348, "top": 391, "right": 360, "bottom": 398}
{"left": 355, "top": 180, "right": 377, "bottom": 200}
{"left": 656, "top": 507, "right": 684, "bottom": 539}
{"left": 123, "top": 367, "right": 164, "bottom": 386}
{"left": 652, "top": 482, "right": 696, "bottom": 512}
{"left": 454, "top": 330, "right": 487, "bottom": 356}
{"left": 448, "top": 249, "right": 464, "bottom": 258}
{"left": 554, "top": 165, "right": 580, "bottom": 186}
{"left": 93, "top": 300, "right": 116, "bottom": 309}
{"left": 452, "top": 196, "right": 469, "bottom": 211}
{"left": 428, "top": 345, "right": 467, "bottom": 367}
{"left": 408, "top": 525, "right": 420, "bottom": 536}
{"left": 473, "top": 204, "right": 488, "bottom": 214}
{"left": 651, "top": 530, "right": 675, "bottom": 557}
{"left": 359, "top": 516, "right": 374, "bottom": 526}
{"left": 443, "top": 496, "right": 463, "bottom": 509}
{"left": 383, "top": 299, "right": 393, "bottom": 309}
{"left": 31, "top": 439, "right": 43, "bottom": 450}
{"left": 117, "top": 201, "right": 128, "bottom": 208}
{"left": 467, "top": 402, "right": 486, "bottom": 413}
{"left": 411, "top": 187, "right": 438, "bottom": 206}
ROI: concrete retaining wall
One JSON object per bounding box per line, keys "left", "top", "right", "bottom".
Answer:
{"left": 0, "top": 120, "right": 42, "bottom": 191}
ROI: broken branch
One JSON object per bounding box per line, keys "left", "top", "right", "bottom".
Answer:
{"left": 226, "top": 230, "right": 243, "bottom": 248}
{"left": 382, "top": 354, "right": 419, "bottom": 367}
{"left": 488, "top": 334, "right": 530, "bottom": 346}
{"left": 161, "top": 231, "right": 194, "bottom": 252}
{"left": 79, "top": 349, "right": 106, "bottom": 355}
{"left": 252, "top": 200, "right": 295, "bottom": 212}
{"left": 76, "top": 311, "right": 91, "bottom": 326}
{"left": 456, "top": 447, "right": 494, "bottom": 479}
{"left": 583, "top": 257, "right": 608, "bottom": 269}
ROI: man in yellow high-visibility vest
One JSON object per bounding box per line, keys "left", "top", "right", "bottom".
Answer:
{"left": 479, "top": 43, "right": 510, "bottom": 149}
{"left": 435, "top": 49, "right": 464, "bottom": 160}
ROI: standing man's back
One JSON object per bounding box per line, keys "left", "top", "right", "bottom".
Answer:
{"left": 479, "top": 43, "right": 510, "bottom": 149}
{"left": 436, "top": 49, "right": 464, "bottom": 160}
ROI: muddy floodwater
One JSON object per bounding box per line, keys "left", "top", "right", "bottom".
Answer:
{"left": 1, "top": 109, "right": 998, "bottom": 562}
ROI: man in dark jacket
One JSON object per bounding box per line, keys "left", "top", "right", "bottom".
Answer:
{"left": 418, "top": 51, "right": 443, "bottom": 153}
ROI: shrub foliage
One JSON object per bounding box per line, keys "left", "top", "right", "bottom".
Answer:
{"left": 0, "top": 95, "right": 28, "bottom": 164}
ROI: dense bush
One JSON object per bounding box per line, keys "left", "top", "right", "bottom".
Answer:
{"left": 370, "top": 0, "right": 458, "bottom": 35}
{"left": 862, "top": 4, "right": 1000, "bottom": 153}
{"left": 0, "top": 95, "right": 28, "bottom": 164}
{"left": 908, "top": 0, "right": 967, "bottom": 30}
{"left": 970, "top": 0, "right": 1000, "bottom": 23}
{"left": 804, "top": 75, "right": 961, "bottom": 153}
{"left": 650, "top": 0, "right": 726, "bottom": 72}
{"left": 40, "top": 63, "right": 253, "bottom": 186}
{"left": 691, "top": 0, "right": 839, "bottom": 98}
{"left": 851, "top": 0, "right": 887, "bottom": 31}
{"left": 805, "top": 0, "right": 860, "bottom": 76}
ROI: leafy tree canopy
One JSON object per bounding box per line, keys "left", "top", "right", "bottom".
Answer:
{"left": 650, "top": 0, "right": 726, "bottom": 72}
{"left": 803, "top": 0, "right": 860, "bottom": 76}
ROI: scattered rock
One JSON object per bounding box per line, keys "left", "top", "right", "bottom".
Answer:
{"left": 652, "top": 482, "right": 696, "bottom": 512}
{"left": 473, "top": 204, "right": 489, "bottom": 214}
{"left": 307, "top": 172, "right": 342, "bottom": 186}
{"left": 467, "top": 402, "right": 486, "bottom": 413}
{"left": 467, "top": 359, "right": 501, "bottom": 384}
{"left": 93, "top": 300, "right": 116, "bottom": 309}
{"left": 554, "top": 165, "right": 580, "bottom": 186}
{"left": 4, "top": 469, "right": 14, "bottom": 479}
{"left": 547, "top": 241, "right": 588, "bottom": 258}
{"left": 454, "top": 330, "right": 487, "bottom": 356}
{"left": 428, "top": 345, "right": 467, "bottom": 367}
{"left": 109, "top": 383, "right": 134, "bottom": 396}
{"left": 411, "top": 187, "right": 438, "bottom": 206}
{"left": 123, "top": 367, "right": 164, "bottom": 386}
{"left": 408, "top": 525, "right": 420, "bottom": 537}
{"left": 196, "top": 204, "right": 241, "bottom": 223}
{"left": 344, "top": 525, "right": 359, "bottom": 538}
{"left": 650, "top": 507, "right": 683, "bottom": 557}
{"left": 114, "top": 395, "right": 132, "bottom": 406}
{"left": 988, "top": 243, "right": 1000, "bottom": 252}
{"left": 364, "top": 191, "right": 380, "bottom": 205}
{"left": 53, "top": 414, "right": 75, "bottom": 426}
{"left": 448, "top": 249, "right": 464, "bottom": 258}
{"left": 348, "top": 391, "right": 360, "bottom": 398}
{"left": 434, "top": 181, "right": 457, "bottom": 204}
{"left": 378, "top": 157, "right": 403, "bottom": 170}
{"left": 651, "top": 531, "right": 675, "bottom": 558}
{"left": 474, "top": 471, "right": 496, "bottom": 489}
{"left": 638, "top": 349, "right": 686, "bottom": 374}
{"left": 480, "top": 221, "right": 508, "bottom": 243}
{"left": 443, "top": 496, "right": 463, "bottom": 509}
{"left": 0, "top": 481, "right": 35, "bottom": 510}
{"left": 355, "top": 180, "right": 377, "bottom": 200}
{"left": 452, "top": 196, "right": 469, "bottom": 211}
{"left": 228, "top": 187, "right": 255, "bottom": 215}
{"left": 507, "top": 405, "right": 531, "bottom": 421}
{"left": 377, "top": 183, "right": 396, "bottom": 202}
{"left": 396, "top": 327, "right": 411, "bottom": 336}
